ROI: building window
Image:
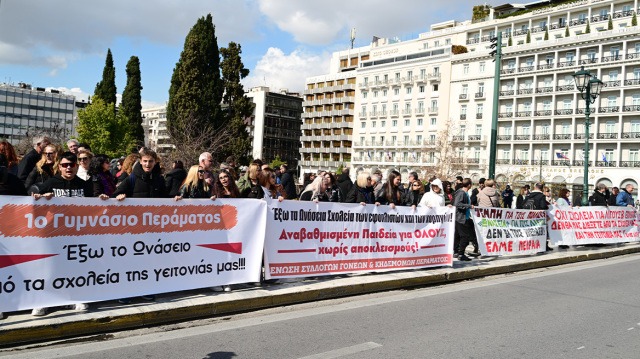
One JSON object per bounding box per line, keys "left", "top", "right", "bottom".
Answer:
{"left": 463, "top": 64, "right": 469, "bottom": 74}
{"left": 479, "top": 62, "right": 485, "bottom": 72}
{"left": 417, "top": 118, "right": 424, "bottom": 126}
{"left": 394, "top": 88, "right": 400, "bottom": 96}
{"left": 406, "top": 87, "right": 412, "bottom": 95}
{"left": 430, "top": 118, "right": 437, "bottom": 126}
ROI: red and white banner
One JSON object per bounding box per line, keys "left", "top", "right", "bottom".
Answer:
{"left": 472, "top": 207, "right": 547, "bottom": 256}
{"left": 0, "top": 196, "right": 266, "bottom": 312}
{"left": 264, "top": 201, "right": 455, "bottom": 279}
{"left": 548, "top": 205, "right": 640, "bottom": 245}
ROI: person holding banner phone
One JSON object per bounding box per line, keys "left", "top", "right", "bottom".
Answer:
{"left": 454, "top": 178, "right": 475, "bottom": 261}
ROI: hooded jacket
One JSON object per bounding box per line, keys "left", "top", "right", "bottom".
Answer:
{"left": 336, "top": 173, "right": 353, "bottom": 200}
{"left": 39, "top": 174, "right": 93, "bottom": 197}
{"left": 280, "top": 170, "right": 297, "bottom": 200}
{"left": 527, "top": 190, "right": 549, "bottom": 210}
{"left": 165, "top": 168, "right": 187, "bottom": 197}
{"left": 112, "top": 164, "right": 166, "bottom": 198}
{"left": 477, "top": 186, "right": 501, "bottom": 208}
{"left": 419, "top": 179, "right": 445, "bottom": 207}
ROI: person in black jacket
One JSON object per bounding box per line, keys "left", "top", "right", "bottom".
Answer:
{"left": 279, "top": 164, "right": 297, "bottom": 200}
{"left": 17, "top": 136, "right": 50, "bottom": 182}
{"left": 0, "top": 154, "right": 27, "bottom": 196}
{"left": 24, "top": 144, "right": 61, "bottom": 192}
{"left": 405, "top": 179, "right": 425, "bottom": 208}
{"left": 165, "top": 160, "right": 187, "bottom": 197}
{"left": 376, "top": 170, "right": 405, "bottom": 209}
{"left": 589, "top": 183, "right": 609, "bottom": 206}
{"left": 113, "top": 148, "right": 167, "bottom": 200}
{"left": 336, "top": 168, "right": 353, "bottom": 200}
{"left": 346, "top": 171, "right": 378, "bottom": 205}
{"left": 515, "top": 186, "right": 530, "bottom": 209}
{"left": 470, "top": 177, "right": 485, "bottom": 206}
{"left": 88, "top": 154, "right": 117, "bottom": 198}
{"left": 607, "top": 187, "right": 620, "bottom": 206}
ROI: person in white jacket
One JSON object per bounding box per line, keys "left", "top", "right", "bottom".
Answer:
{"left": 419, "top": 178, "right": 448, "bottom": 207}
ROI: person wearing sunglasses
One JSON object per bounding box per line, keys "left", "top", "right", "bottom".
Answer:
{"left": 345, "top": 171, "right": 378, "bottom": 206}
{"left": 17, "top": 136, "right": 50, "bottom": 182}
{"left": 259, "top": 167, "right": 285, "bottom": 202}
{"left": 405, "top": 177, "right": 426, "bottom": 209}
{"left": 75, "top": 149, "right": 94, "bottom": 181}
{"left": 175, "top": 165, "right": 214, "bottom": 199}
{"left": 88, "top": 154, "right": 117, "bottom": 198}
{"left": 24, "top": 143, "right": 61, "bottom": 193}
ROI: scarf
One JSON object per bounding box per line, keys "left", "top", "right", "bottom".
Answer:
{"left": 99, "top": 172, "right": 117, "bottom": 197}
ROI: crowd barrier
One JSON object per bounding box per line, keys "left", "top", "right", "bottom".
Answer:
{"left": 1, "top": 196, "right": 639, "bottom": 313}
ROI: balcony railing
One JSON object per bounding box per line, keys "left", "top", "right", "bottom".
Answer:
{"left": 534, "top": 110, "right": 552, "bottom": 116}
{"left": 556, "top": 85, "right": 574, "bottom": 91}
{"left": 468, "top": 135, "right": 482, "bottom": 141}
{"left": 467, "top": 158, "right": 480, "bottom": 164}
{"left": 475, "top": 92, "right": 485, "bottom": 99}
{"left": 452, "top": 135, "right": 464, "bottom": 141}
{"left": 514, "top": 135, "right": 530, "bottom": 140}
{"left": 500, "top": 90, "right": 515, "bottom": 96}
{"left": 518, "top": 66, "right": 535, "bottom": 73}
{"left": 496, "top": 159, "right": 511, "bottom": 164}
{"left": 498, "top": 112, "right": 513, "bottom": 118}
{"left": 579, "top": 58, "right": 598, "bottom": 65}
{"left": 622, "top": 132, "right": 640, "bottom": 139}
{"left": 531, "top": 160, "right": 549, "bottom": 165}
{"left": 569, "top": 18, "right": 587, "bottom": 26}
{"left": 620, "top": 161, "right": 640, "bottom": 167}
{"left": 623, "top": 105, "right": 640, "bottom": 112}
{"left": 533, "top": 134, "right": 550, "bottom": 140}
{"left": 555, "top": 109, "right": 573, "bottom": 115}
{"left": 515, "top": 111, "right": 531, "bottom": 117}
{"left": 428, "top": 73, "right": 441, "bottom": 81}
{"left": 553, "top": 134, "right": 572, "bottom": 140}
{"left": 428, "top": 107, "right": 438, "bottom": 114}
{"left": 624, "top": 78, "right": 640, "bottom": 85}
{"left": 549, "top": 23, "right": 567, "bottom": 30}
{"left": 601, "top": 55, "right": 622, "bottom": 62}
{"left": 599, "top": 106, "right": 620, "bottom": 113}
{"left": 537, "top": 64, "right": 554, "bottom": 70}
{"left": 497, "top": 135, "right": 512, "bottom": 140}
{"left": 557, "top": 61, "right": 575, "bottom": 68}
{"left": 459, "top": 94, "right": 468, "bottom": 100}
{"left": 597, "top": 133, "right": 618, "bottom": 139}
{"left": 613, "top": 10, "right": 634, "bottom": 18}
{"left": 596, "top": 161, "right": 616, "bottom": 167}
{"left": 573, "top": 160, "right": 592, "bottom": 166}
{"left": 531, "top": 26, "right": 546, "bottom": 33}
{"left": 514, "top": 29, "right": 528, "bottom": 36}
{"left": 513, "top": 159, "right": 530, "bottom": 165}
{"left": 626, "top": 53, "right": 640, "bottom": 60}
{"left": 536, "top": 87, "right": 554, "bottom": 93}
{"left": 574, "top": 133, "right": 594, "bottom": 139}
{"left": 466, "top": 38, "right": 480, "bottom": 45}
{"left": 603, "top": 80, "right": 620, "bottom": 87}
{"left": 591, "top": 14, "right": 609, "bottom": 22}
{"left": 553, "top": 160, "right": 571, "bottom": 166}
{"left": 501, "top": 68, "right": 516, "bottom": 74}
{"left": 460, "top": 114, "right": 467, "bottom": 120}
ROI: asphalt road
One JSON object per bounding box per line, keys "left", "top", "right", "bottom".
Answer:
{"left": 3, "top": 254, "right": 640, "bottom": 359}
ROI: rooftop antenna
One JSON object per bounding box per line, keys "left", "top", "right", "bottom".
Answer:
{"left": 350, "top": 28, "right": 356, "bottom": 49}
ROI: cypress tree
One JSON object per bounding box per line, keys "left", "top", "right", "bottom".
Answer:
{"left": 508, "top": 34, "right": 512, "bottom": 46}
{"left": 219, "top": 42, "right": 251, "bottom": 164}
{"left": 586, "top": 20, "right": 591, "bottom": 34}
{"left": 608, "top": 16, "right": 613, "bottom": 30}
{"left": 565, "top": 25, "right": 570, "bottom": 37}
{"left": 167, "top": 14, "right": 223, "bottom": 139}
{"left": 544, "top": 28, "right": 549, "bottom": 40}
{"left": 526, "top": 29, "right": 531, "bottom": 43}
{"left": 94, "top": 49, "right": 117, "bottom": 106}
{"left": 120, "top": 56, "right": 145, "bottom": 146}
{"left": 632, "top": 11, "right": 637, "bottom": 26}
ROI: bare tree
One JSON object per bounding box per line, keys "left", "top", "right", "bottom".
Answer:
{"left": 419, "top": 123, "right": 469, "bottom": 180}
{"left": 14, "top": 124, "right": 68, "bottom": 157}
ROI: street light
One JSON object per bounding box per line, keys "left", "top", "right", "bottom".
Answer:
{"left": 572, "top": 66, "right": 603, "bottom": 206}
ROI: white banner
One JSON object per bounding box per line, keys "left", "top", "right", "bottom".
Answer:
{"left": 548, "top": 205, "right": 640, "bottom": 245}
{"left": 264, "top": 201, "right": 455, "bottom": 279}
{"left": 472, "top": 207, "right": 547, "bottom": 256}
{"left": 0, "top": 196, "right": 266, "bottom": 312}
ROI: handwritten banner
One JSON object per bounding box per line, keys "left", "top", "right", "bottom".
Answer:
{"left": 548, "top": 206, "right": 640, "bottom": 245}
{"left": 264, "top": 201, "right": 455, "bottom": 279}
{"left": 0, "top": 196, "right": 266, "bottom": 312}
{"left": 472, "top": 207, "right": 547, "bottom": 256}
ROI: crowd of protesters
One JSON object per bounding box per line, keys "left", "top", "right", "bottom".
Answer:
{"left": 0, "top": 136, "right": 638, "bottom": 319}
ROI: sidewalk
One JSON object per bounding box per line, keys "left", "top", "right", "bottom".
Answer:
{"left": 1, "top": 243, "right": 639, "bottom": 347}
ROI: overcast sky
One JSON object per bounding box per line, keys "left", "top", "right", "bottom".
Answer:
{"left": 0, "top": 0, "right": 501, "bottom": 108}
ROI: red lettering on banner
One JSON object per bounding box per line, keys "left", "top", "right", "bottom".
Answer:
{"left": 486, "top": 241, "right": 513, "bottom": 253}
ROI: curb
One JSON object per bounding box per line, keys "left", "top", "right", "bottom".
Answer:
{"left": 1, "top": 245, "right": 639, "bottom": 347}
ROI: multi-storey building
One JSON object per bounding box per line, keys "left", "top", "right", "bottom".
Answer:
{"left": 449, "top": 0, "right": 640, "bottom": 201}
{"left": 0, "top": 82, "right": 76, "bottom": 146}
{"left": 246, "top": 87, "right": 303, "bottom": 168}
{"left": 141, "top": 104, "right": 172, "bottom": 157}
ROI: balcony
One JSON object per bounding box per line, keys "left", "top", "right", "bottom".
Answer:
{"left": 574, "top": 133, "right": 594, "bottom": 139}
{"left": 531, "top": 160, "right": 549, "bottom": 165}
{"left": 466, "top": 38, "right": 480, "bottom": 45}
{"left": 401, "top": 76, "right": 414, "bottom": 85}
{"left": 557, "top": 61, "right": 575, "bottom": 68}
{"left": 498, "top": 112, "right": 513, "bottom": 118}
{"left": 621, "top": 132, "right": 640, "bottom": 139}
{"left": 569, "top": 18, "right": 587, "bottom": 26}
{"left": 573, "top": 160, "right": 592, "bottom": 166}
{"left": 579, "top": 58, "right": 598, "bottom": 65}
{"left": 415, "top": 75, "right": 427, "bottom": 84}
{"left": 554, "top": 109, "right": 573, "bottom": 115}
{"left": 515, "top": 111, "right": 531, "bottom": 117}
{"left": 496, "top": 159, "right": 511, "bottom": 164}
{"left": 620, "top": 161, "right": 640, "bottom": 167}
{"left": 500, "top": 90, "right": 514, "bottom": 96}
{"left": 613, "top": 10, "right": 635, "bottom": 18}
{"left": 626, "top": 53, "right": 640, "bottom": 60}
{"left": 531, "top": 26, "right": 546, "bottom": 33}
{"left": 553, "top": 134, "right": 572, "bottom": 140}
{"left": 513, "top": 159, "right": 530, "bottom": 165}
{"left": 467, "top": 158, "right": 480, "bottom": 164}
{"left": 597, "top": 133, "right": 618, "bottom": 139}
{"left": 514, "top": 135, "right": 530, "bottom": 140}
{"left": 402, "top": 109, "right": 412, "bottom": 116}
{"left": 591, "top": 14, "right": 610, "bottom": 22}
{"left": 556, "top": 85, "right": 574, "bottom": 91}
{"left": 537, "top": 64, "right": 554, "bottom": 70}
{"left": 428, "top": 107, "right": 438, "bottom": 114}
{"left": 518, "top": 66, "right": 535, "bottom": 73}
{"left": 598, "top": 106, "right": 620, "bottom": 113}
{"left": 476, "top": 113, "right": 483, "bottom": 119}
{"left": 359, "top": 112, "right": 367, "bottom": 118}
{"left": 468, "top": 135, "right": 482, "bottom": 141}
{"left": 501, "top": 68, "right": 516, "bottom": 75}
{"left": 497, "top": 135, "right": 512, "bottom": 141}
{"left": 552, "top": 160, "right": 571, "bottom": 166}
{"left": 533, "top": 134, "right": 550, "bottom": 140}
{"left": 369, "top": 111, "right": 378, "bottom": 118}
{"left": 596, "top": 161, "right": 616, "bottom": 167}
{"left": 475, "top": 92, "right": 485, "bottom": 99}
{"left": 389, "top": 110, "right": 399, "bottom": 117}
{"left": 536, "top": 87, "right": 553, "bottom": 94}
{"left": 428, "top": 73, "right": 441, "bottom": 81}
{"left": 452, "top": 135, "right": 464, "bottom": 141}
{"left": 549, "top": 23, "right": 567, "bottom": 30}
{"left": 623, "top": 105, "right": 640, "bottom": 112}
{"left": 601, "top": 55, "right": 622, "bottom": 63}
{"left": 459, "top": 94, "right": 468, "bottom": 100}
{"left": 534, "top": 110, "right": 552, "bottom": 116}
{"left": 516, "top": 89, "right": 533, "bottom": 95}
{"left": 603, "top": 80, "right": 620, "bottom": 88}
{"left": 460, "top": 114, "right": 467, "bottom": 120}
{"left": 514, "top": 29, "right": 528, "bottom": 36}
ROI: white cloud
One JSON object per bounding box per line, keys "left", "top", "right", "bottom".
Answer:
{"left": 243, "top": 47, "right": 330, "bottom": 93}
{"left": 46, "top": 87, "right": 163, "bottom": 109}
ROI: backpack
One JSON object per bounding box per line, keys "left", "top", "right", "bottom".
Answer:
{"left": 522, "top": 196, "right": 538, "bottom": 210}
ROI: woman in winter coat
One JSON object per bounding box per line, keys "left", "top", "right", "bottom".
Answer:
{"left": 419, "top": 179, "right": 449, "bottom": 208}
{"left": 299, "top": 176, "right": 329, "bottom": 202}
{"left": 442, "top": 181, "right": 454, "bottom": 206}
{"left": 24, "top": 144, "right": 61, "bottom": 191}
{"left": 240, "top": 163, "right": 265, "bottom": 199}
{"left": 477, "top": 179, "right": 501, "bottom": 207}
{"left": 376, "top": 170, "right": 405, "bottom": 209}
{"left": 212, "top": 169, "right": 240, "bottom": 198}
{"left": 405, "top": 179, "right": 425, "bottom": 208}
{"left": 259, "top": 167, "right": 285, "bottom": 201}
{"left": 175, "top": 165, "right": 211, "bottom": 199}
{"left": 89, "top": 154, "right": 117, "bottom": 198}
{"left": 345, "top": 171, "right": 377, "bottom": 205}
{"left": 556, "top": 188, "right": 572, "bottom": 207}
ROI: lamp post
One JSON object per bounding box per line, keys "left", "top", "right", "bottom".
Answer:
{"left": 572, "top": 66, "right": 603, "bottom": 206}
